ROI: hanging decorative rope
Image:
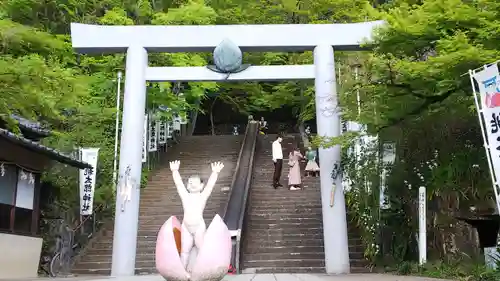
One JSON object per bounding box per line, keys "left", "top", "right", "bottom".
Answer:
{"left": 207, "top": 39, "right": 250, "bottom": 77}
{"left": 0, "top": 161, "right": 40, "bottom": 175}
{"left": 0, "top": 161, "right": 36, "bottom": 184}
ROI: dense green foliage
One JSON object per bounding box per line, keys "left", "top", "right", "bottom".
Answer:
{"left": 2, "top": 0, "right": 500, "bottom": 276}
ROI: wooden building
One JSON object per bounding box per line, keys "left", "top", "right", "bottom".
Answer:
{"left": 0, "top": 115, "right": 90, "bottom": 279}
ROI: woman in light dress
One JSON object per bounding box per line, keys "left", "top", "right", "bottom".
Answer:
{"left": 288, "top": 146, "right": 304, "bottom": 190}
{"left": 305, "top": 146, "right": 320, "bottom": 177}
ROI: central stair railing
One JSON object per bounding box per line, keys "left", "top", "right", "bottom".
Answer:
{"left": 223, "top": 121, "right": 259, "bottom": 273}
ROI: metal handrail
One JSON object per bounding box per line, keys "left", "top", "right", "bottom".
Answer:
{"left": 221, "top": 121, "right": 259, "bottom": 273}
{"left": 222, "top": 122, "right": 251, "bottom": 218}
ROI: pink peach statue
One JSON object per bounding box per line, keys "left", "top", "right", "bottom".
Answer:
{"left": 155, "top": 161, "right": 232, "bottom": 281}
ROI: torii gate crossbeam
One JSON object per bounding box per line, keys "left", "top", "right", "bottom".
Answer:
{"left": 70, "top": 21, "right": 383, "bottom": 277}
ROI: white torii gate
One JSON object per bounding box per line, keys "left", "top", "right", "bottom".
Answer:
{"left": 70, "top": 21, "right": 383, "bottom": 276}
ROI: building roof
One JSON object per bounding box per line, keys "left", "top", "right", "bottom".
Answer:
{"left": 10, "top": 114, "right": 51, "bottom": 136}
{"left": 0, "top": 128, "right": 91, "bottom": 169}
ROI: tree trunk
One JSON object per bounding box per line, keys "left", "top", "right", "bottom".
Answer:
{"left": 187, "top": 99, "right": 201, "bottom": 136}
{"left": 188, "top": 110, "right": 198, "bottom": 136}
{"left": 210, "top": 97, "right": 218, "bottom": 136}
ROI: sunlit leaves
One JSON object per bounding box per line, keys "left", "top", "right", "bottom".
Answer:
{"left": 99, "top": 8, "right": 135, "bottom": 25}
{"left": 0, "top": 19, "right": 69, "bottom": 57}
{"left": 152, "top": 2, "right": 217, "bottom": 25}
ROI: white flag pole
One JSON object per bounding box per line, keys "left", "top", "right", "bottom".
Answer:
{"left": 112, "top": 71, "right": 122, "bottom": 190}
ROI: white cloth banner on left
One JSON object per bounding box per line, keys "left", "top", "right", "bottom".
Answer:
{"left": 79, "top": 147, "right": 100, "bottom": 215}
{"left": 472, "top": 63, "right": 500, "bottom": 212}
{"left": 142, "top": 114, "right": 148, "bottom": 163}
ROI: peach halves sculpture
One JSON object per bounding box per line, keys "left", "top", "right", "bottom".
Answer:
{"left": 156, "top": 160, "right": 232, "bottom": 281}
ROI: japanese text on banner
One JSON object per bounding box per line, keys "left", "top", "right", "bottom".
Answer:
{"left": 148, "top": 117, "right": 158, "bottom": 152}
{"left": 142, "top": 114, "right": 148, "bottom": 163}
{"left": 158, "top": 121, "right": 167, "bottom": 144}
{"left": 79, "top": 148, "right": 99, "bottom": 216}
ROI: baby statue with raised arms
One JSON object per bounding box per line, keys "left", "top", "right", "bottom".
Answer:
{"left": 169, "top": 160, "right": 225, "bottom": 270}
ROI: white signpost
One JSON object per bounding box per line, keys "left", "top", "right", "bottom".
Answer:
{"left": 79, "top": 148, "right": 100, "bottom": 216}
{"left": 70, "top": 20, "right": 383, "bottom": 276}
{"left": 418, "top": 186, "right": 427, "bottom": 265}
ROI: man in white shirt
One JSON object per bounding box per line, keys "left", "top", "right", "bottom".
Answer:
{"left": 272, "top": 135, "right": 284, "bottom": 188}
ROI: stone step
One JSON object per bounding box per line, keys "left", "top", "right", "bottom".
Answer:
{"left": 242, "top": 258, "right": 367, "bottom": 269}
{"left": 243, "top": 238, "right": 324, "bottom": 248}
{"left": 72, "top": 267, "right": 155, "bottom": 276}
{"left": 249, "top": 206, "right": 323, "bottom": 212}
{"left": 241, "top": 267, "right": 325, "bottom": 274}
{"left": 248, "top": 202, "right": 322, "bottom": 208}
{"left": 244, "top": 231, "right": 325, "bottom": 239}
{"left": 247, "top": 216, "right": 323, "bottom": 223}
{"left": 243, "top": 243, "right": 324, "bottom": 254}
{"left": 243, "top": 234, "right": 362, "bottom": 244}
{"left": 245, "top": 222, "right": 324, "bottom": 230}
{"left": 242, "top": 259, "right": 325, "bottom": 268}
{"left": 243, "top": 252, "right": 324, "bottom": 261}
{"left": 80, "top": 252, "right": 154, "bottom": 263}
{"left": 75, "top": 260, "right": 153, "bottom": 270}
{"left": 240, "top": 266, "right": 371, "bottom": 274}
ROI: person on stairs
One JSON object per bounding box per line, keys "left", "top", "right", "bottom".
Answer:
{"left": 259, "top": 117, "right": 268, "bottom": 135}
{"left": 288, "top": 145, "right": 304, "bottom": 190}
{"left": 272, "top": 135, "right": 284, "bottom": 188}
{"left": 305, "top": 146, "right": 320, "bottom": 177}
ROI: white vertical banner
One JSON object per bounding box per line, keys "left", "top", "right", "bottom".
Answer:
{"left": 142, "top": 114, "right": 148, "bottom": 163}
{"left": 341, "top": 121, "right": 362, "bottom": 191}
{"left": 173, "top": 116, "right": 181, "bottom": 131}
{"left": 158, "top": 121, "right": 167, "bottom": 144}
{"left": 79, "top": 147, "right": 100, "bottom": 216}
{"left": 418, "top": 186, "right": 427, "bottom": 265}
{"left": 148, "top": 115, "right": 158, "bottom": 152}
{"left": 380, "top": 142, "right": 396, "bottom": 210}
{"left": 167, "top": 121, "right": 173, "bottom": 139}
{"left": 471, "top": 64, "right": 500, "bottom": 212}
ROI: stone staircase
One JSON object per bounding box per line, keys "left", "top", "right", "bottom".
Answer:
{"left": 240, "top": 134, "right": 369, "bottom": 273}
{"left": 72, "top": 135, "right": 243, "bottom": 275}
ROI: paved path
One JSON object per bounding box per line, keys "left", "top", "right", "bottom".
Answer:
{"left": 9, "top": 274, "right": 453, "bottom": 281}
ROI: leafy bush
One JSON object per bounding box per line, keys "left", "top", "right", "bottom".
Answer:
{"left": 393, "top": 261, "right": 500, "bottom": 281}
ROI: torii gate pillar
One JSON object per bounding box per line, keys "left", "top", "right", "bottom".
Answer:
{"left": 70, "top": 21, "right": 383, "bottom": 276}
{"left": 314, "top": 44, "right": 350, "bottom": 273}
